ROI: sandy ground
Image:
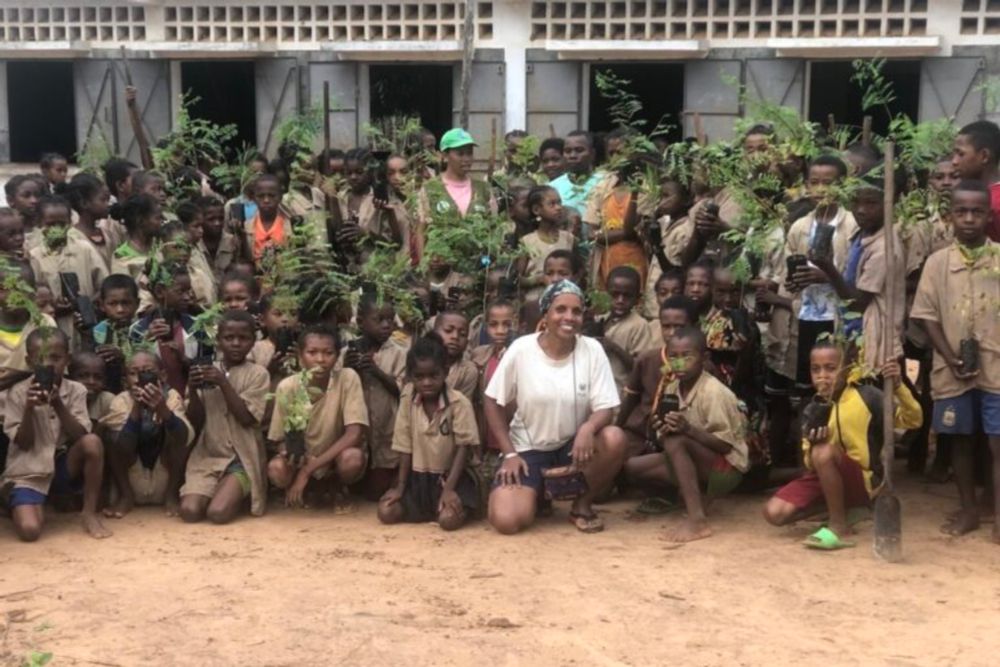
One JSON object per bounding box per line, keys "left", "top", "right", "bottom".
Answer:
{"left": 1, "top": 469, "right": 999, "bottom": 667}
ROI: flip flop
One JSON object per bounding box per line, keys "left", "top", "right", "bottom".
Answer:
{"left": 803, "top": 526, "right": 856, "bottom": 550}
{"left": 635, "top": 497, "right": 681, "bottom": 515}
{"left": 569, "top": 511, "right": 605, "bottom": 533}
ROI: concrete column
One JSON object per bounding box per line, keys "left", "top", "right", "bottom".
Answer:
{"left": 0, "top": 61, "right": 9, "bottom": 163}
{"left": 493, "top": 1, "right": 532, "bottom": 132}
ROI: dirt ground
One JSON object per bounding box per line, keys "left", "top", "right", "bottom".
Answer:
{"left": 1, "top": 470, "right": 998, "bottom": 667}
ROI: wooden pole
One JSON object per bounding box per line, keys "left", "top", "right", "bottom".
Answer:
{"left": 459, "top": 0, "right": 476, "bottom": 128}
{"left": 487, "top": 117, "right": 497, "bottom": 182}
{"left": 549, "top": 123, "right": 557, "bottom": 138}
{"left": 323, "top": 81, "right": 331, "bottom": 154}
{"left": 862, "top": 115, "right": 873, "bottom": 147}
{"left": 693, "top": 112, "right": 706, "bottom": 146}
{"left": 874, "top": 141, "right": 902, "bottom": 563}
{"left": 827, "top": 113, "right": 836, "bottom": 137}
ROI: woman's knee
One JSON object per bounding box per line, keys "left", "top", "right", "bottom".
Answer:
{"left": 488, "top": 493, "right": 532, "bottom": 535}
{"left": 597, "top": 426, "right": 627, "bottom": 458}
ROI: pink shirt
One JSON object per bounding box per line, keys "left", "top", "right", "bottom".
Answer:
{"left": 442, "top": 175, "right": 473, "bottom": 215}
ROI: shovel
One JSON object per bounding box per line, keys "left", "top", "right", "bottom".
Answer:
{"left": 874, "top": 142, "right": 902, "bottom": 563}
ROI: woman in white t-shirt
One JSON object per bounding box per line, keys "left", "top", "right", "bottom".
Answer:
{"left": 484, "top": 280, "right": 626, "bottom": 534}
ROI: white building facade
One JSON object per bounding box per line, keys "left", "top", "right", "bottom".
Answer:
{"left": 0, "top": 0, "right": 997, "bottom": 164}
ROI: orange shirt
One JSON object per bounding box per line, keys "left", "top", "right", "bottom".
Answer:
{"left": 252, "top": 213, "right": 287, "bottom": 261}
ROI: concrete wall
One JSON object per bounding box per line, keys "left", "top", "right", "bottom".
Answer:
{"left": 0, "top": 0, "right": 999, "bottom": 161}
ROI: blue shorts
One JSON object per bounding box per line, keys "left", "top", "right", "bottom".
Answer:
{"left": 8, "top": 451, "right": 81, "bottom": 508}
{"left": 492, "top": 440, "right": 574, "bottom": 494}
{"left": 933, "top": 390, "right": 1000, "bottom": 436}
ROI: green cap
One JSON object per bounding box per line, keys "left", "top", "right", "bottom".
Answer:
{"left": 439, "top": 128, "right": 477, "bottom": 151}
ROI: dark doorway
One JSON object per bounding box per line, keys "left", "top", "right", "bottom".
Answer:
{"left": 180, "top": 61, "right": 257, "bottom": 148}
{"left": 808, "top": 60, "right": 921, "bottom": 136}
{"left": 369, "top": 65, "right": 454, "bottom": 142}
{"left": 588, "top": 63, "right": 685, "bottom": 144}
{"left": 8, "top": 61, "right": 77, "bottom": 163}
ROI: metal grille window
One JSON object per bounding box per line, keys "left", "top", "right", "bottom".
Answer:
{"left": 960, "top": 0, "right": 1000, "bottom": 35}
{"left": 162, "top": 1, "right": 495, "bottom": 43}
{"left": 529, "top": 0, "right": 930, "bottom": 40}
{"left": 0, "top": 3, "right": 146, "bottom": 42}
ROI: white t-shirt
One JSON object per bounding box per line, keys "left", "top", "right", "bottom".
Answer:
{"left": 485, "top": 333, "right": 620, "bottom": 453}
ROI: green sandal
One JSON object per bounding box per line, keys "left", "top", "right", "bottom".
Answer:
{"left": 803, "top": 526, "right": 856, "bottom": 550}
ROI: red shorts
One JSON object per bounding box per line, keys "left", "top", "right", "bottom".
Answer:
{"left": 773, "top": 454, "right": 871, "bottom": 511}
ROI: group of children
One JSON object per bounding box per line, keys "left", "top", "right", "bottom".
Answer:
{"left": 1, "top": 109, "right": 999, "bottom": 553}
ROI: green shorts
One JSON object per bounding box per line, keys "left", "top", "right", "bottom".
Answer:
{"left": 225, "top": 459, "right": 252, "bottom": 497}
{"left": 664, "top": 453, "right": 743, "bottom": 498}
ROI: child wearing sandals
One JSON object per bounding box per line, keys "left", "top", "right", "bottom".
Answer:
{"left": 378, "top": 336, "right": 479, "bottom": 530}
{"left": 762, "top": 340, "right": 921, "bottom": 549}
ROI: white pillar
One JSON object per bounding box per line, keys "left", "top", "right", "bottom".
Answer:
{"left": 504, "top": 46, "right": 527, "bottom": 131}
{"left": 494, "top": 1, "right": 532, "bottom": 133}
{"left": 0, "top": 62, "right": 9, "bottom": 163}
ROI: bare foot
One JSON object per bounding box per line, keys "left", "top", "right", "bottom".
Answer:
{"left": 164, "top": 497, "right": 180, "bottom": 517}
{"left": 82, "top": 512, "right": 112, "bottom": 539}
{"left": 941, "top": 511, "right": 979, "bottom": 536}
{"left": 103, "top": 495, "right": 134, "bottom": 519}
{"left": 665, "top": 518, "right": 713, "bottom": 543}
{"left": 827, "top": 522, "right": 855, "bottom": 538}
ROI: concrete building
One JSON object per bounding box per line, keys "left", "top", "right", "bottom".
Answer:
{"left": 0, "top": 0, "right": 997, "bottom": 166}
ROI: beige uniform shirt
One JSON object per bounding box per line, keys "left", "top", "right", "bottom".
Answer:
{"left": 665, "top": 371, "right": 749, "bottom": 473}
{"left": 392, "top": 385, "right": 479, "bottom": 474}
{"left": 29, "top": 238, "right": 109, "bottom": 345}
{"left": 181, "top": 361, "right": 270, "bottom": 515}
{"left": 603, "top": 310, "right": 658, "bottom": 395}
{"left": 447, "top": 358, "right": 480, "bottom": 404}
{"left": 267, "top": 368, "right": 369, "bottom": 458}
{"left": 855, "top": 227, "right": 906, "bottom": 371}
{"left": 2, "top": 378, "right": 92, "bottom": 494}
{"left": 362, "top": 339, "right": 408, "bottom": 469}
{"left": 520, "top": 230, "right": 576, "bottom": 304}
{"left": 911, "top": 242, "right": 1000, "bottom": 400}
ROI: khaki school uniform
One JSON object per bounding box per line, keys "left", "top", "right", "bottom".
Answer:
{"left": 181, "top": 361, "right": 270, "bottom": 515}
{"left": 23, "top": 228, "right": 43, "bottom": 254}
{"left": 854, "top": 227, "right": 906, "bottom": 370}
{"left": 910, "top": 242, "right": 1000, "bottom": 400}
{"left": 363, "top": 339, "right": 408, "bottom": 469}
{"left": 68, "top": 225, "right": 116, "bottom": 273}
{"left": 1, "top": 378, "right": 91, "bottom": 495}
{"left": 200, "top": 233, "right": 240, "bottom": 282}
{"left": 267, "top": 368, "right": 369, "bottom": 478}
{"left": 665, "top": 371, "right": 750, "bottom": 473}
{"left": 189, "top": 245, "right": 219, "bottom": 307}
{"left": 602, "top": 310, "right": 658, "bottom": 395}
{"left": 0, "top": 314, "right": 57, "bottom": 428}
{"left": 642, "top": 215, "right": 692, "bottom": 319}
{"left": 447, "top": 358, "right": 480, "bottom": 404}
{"left": 100, "top": 388, "right": 194, "bottom": 505}
{"left": 520, "top": 229, "right": 575, "bottom": 304}
{"left": 248, "top": 339, "right": 277, "bottom": 372}
{"left": 756, "top": 225, "right": 793, "bottom": 378}
{"left": 392, "top": 385, "right": 479, "bottom": 473}
{"left": 339, "top": 191, "right": 394, "bottom": 243}
{"left": 29, "top": 238, "right": 109, "bottom": 345}
{"left": 87, "top": 390, "right": 116, "bottom": 432}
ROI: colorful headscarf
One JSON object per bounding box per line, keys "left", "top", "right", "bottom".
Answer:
{"left": 539, "top": 279, "right": 584, "bottom": 315}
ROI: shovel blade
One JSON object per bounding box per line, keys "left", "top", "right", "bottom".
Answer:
{"left": 873, "top": 493, "right": 903, "bottom": 563}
